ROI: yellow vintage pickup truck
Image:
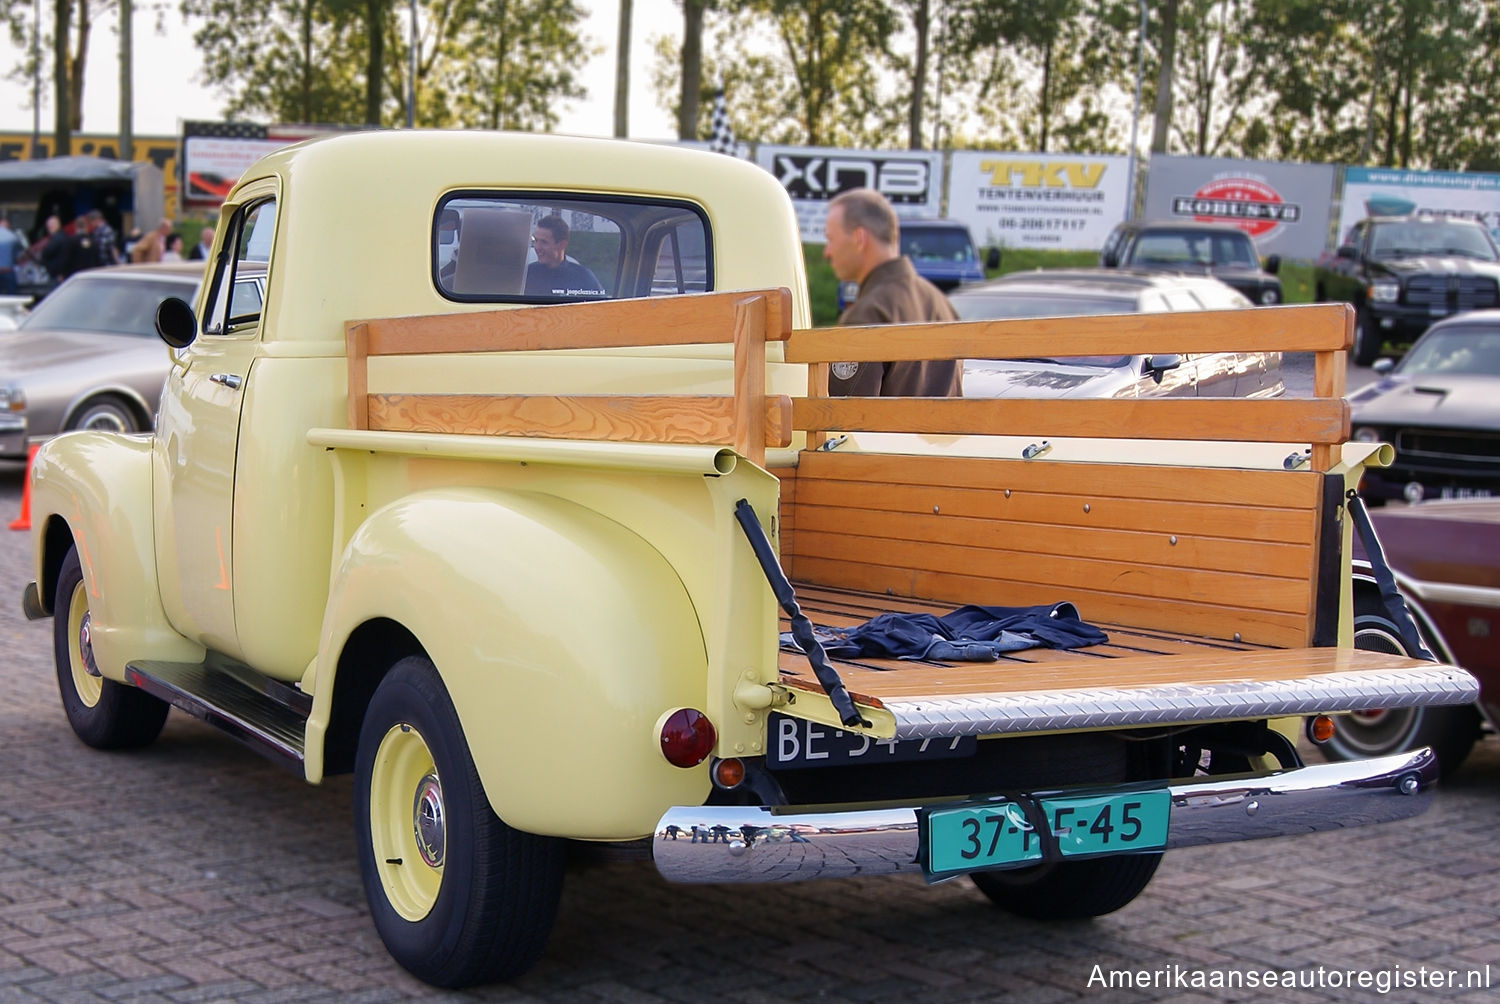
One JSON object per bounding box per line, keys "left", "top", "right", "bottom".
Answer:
{"left": 22, "top": 132, "right": 1479, "bottom": 988}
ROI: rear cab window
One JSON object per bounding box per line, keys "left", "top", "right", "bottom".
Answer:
{"left": 433, "top": 193, "right": 713, "bottom": 304}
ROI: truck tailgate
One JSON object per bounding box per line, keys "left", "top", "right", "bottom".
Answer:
{"left": 777, "top": 585, "right": 1479, "bottom": 740}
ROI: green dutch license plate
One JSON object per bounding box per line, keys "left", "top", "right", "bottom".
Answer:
{"left": 926, "top": 789, "right": 1171, "bottom": 877}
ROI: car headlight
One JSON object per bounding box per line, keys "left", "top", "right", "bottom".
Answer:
{"left": 0, "top": 386, "right": 24, "bottom": 412}
{"left": 1259, "top": 288, "right": 1281, "bottom": 305}
{"left": 1368, "top": 282, "right": 1399, "bottom": 303}
{"left": 1352, "top": 426, "right": 1381, "bottom": 443}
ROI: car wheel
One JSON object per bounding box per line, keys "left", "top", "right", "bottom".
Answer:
{"left": 52, "top": 545, "right": 169, "bottom": 749}
{"left": 68, "top": 396, "right": 138, "bottom": 434}
{"left": 1321, "top": 596, "right": 1482, "bottom": 776}
{"left": 1351, "top": 306, "right": 1382, "bottom": 367}
{"left": 354, "top": 655, "right": 565, "bottom": 988}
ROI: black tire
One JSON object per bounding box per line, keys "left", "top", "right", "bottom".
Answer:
{"left": 354, "top": 655, "right": 565, "bottom": 988}
{"left": 68, "top": 396, "right": 138, "bottom": 434}
{"left": 52, "top": 546, "right": 169, "bottom": 749}
{"left": 1322, "top": 595, "right": 1482, "bottom": 776}
{"left": 968, "top": 739, "right": 1161, "bottom": 919}
{"left": 970, "top": 851, "right": 1163, "bottom": 920}
{"left": 1351, "top": 305, "right": 1382, "bottom": 367}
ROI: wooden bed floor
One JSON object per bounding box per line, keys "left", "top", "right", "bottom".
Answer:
{"left": 779, "top": 583, "right": 1433, "bottom": 707}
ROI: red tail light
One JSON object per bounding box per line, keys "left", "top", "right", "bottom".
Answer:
{"left": 659, "top": 708, "right": 716, "bottom": 767}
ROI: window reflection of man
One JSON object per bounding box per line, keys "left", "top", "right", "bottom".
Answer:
{"left": 523, "top": 214, "right": 604, "bottom": 298}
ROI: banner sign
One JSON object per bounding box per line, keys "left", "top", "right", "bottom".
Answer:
{"left": 755, "top": 144, "right": 943, "bottom": 242}
{"left": 1336, "top": 166, "right": 1500, "bottom": 245}
{"left": 181, "top": 121, "right": 350, "bottom": 205}
{"left": 1144, "top": 155, "right": 1336, "bottom": 260}
{"left": 946, "top": 151, "right": 1129, "bottom": 251}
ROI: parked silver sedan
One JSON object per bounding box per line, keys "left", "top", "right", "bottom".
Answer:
{"left": 0, "top": 262, "right": 205, "bottom": 459}
{"left": 954, "top": 269, "right": 1283, "bottom": 399}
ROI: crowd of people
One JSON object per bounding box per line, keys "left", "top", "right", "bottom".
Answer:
{"left": 0, "top": 212, "right": 203, "bottom": 297}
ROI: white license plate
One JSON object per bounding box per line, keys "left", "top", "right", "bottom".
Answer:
{"left": 766, "top": 713, "right": 976, "bottom": 770}
{"left": 1439, "top": 486, "right": 1493, "bottom": 500}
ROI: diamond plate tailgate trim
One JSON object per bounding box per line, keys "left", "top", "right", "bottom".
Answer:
{"left": 884, "top": 666, "right": 1480, "bottom": 740}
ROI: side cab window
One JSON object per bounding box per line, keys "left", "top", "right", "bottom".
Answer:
{"left": 202, "top": 197, "right": 276, "bottom": 337}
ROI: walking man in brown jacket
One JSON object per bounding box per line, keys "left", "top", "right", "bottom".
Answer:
{"left": 822, "top": 188, "right": 962, "bottom": 397}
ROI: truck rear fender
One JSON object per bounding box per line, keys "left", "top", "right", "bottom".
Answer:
{"left": 27, "top": 433, "right": 203, "bottom": 677}
{"left": 310, "top": 487, "right": 712, "bottom": 839}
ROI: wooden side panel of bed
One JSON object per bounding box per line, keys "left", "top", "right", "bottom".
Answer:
{"left": 777, "top": 450, "right": 1325, "bottom": 649}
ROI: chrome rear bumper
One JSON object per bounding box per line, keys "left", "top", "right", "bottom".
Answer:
{"left": 653, "top": 748, "right": 1437, "bottom": 884}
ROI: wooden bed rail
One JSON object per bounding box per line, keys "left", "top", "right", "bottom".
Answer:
{"left": 344, "top": 291, "right": 1353, "bottom": 470}
{"left": 346, "top": 288, "right": 794, "bottom": 466}
{"left": 788, "top": 301, "right": 1353, "bottom": 470}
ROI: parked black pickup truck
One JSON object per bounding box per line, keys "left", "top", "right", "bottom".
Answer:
{"left": 1314, "top": 214, "right": 1500, "bottom": 366}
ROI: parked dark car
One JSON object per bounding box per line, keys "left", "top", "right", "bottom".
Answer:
{"left": 950, "top": 269, "right": 1283, "bottom": 399}
{"left": 1318, "top": 499, "right": 1497, "bottom": 777}
{"left": 836, "top": 218, "right": 999, "bottom": 310}
{"left": 1313, "top": 214, "right": 1500, "bottom": 366}
{"left": 1348, "top": 310, "right": 1500, "bottom": 504}
{"left": 1099, "top": 220, "right": 1282, "bottom": 306}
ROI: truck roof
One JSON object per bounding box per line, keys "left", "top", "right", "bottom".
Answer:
{"left": 227, "top": 130, "right": 814, "bottom": 342}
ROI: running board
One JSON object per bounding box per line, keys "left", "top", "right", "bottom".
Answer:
{"left": 125, "top": 658, "right": 310, "bottom": 773}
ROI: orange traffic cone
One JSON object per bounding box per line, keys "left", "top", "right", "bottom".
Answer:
{"left": 9, "top": 443, "right": 38, "bottom": 531}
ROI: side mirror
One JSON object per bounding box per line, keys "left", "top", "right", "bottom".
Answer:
{"left": 156, "top": 296, "right": 198, "bottom": 350}
{"left": 1336, "top": 245, "right": 1358, "bottom": 261}
{"left": 1264, "top": 253, "right": 1281, "bottom": 275}
{"left": 1144, "top": 353, "right": 1183, "bottom": 384}
{"left": 1101, "top": 250, "right": 1118, "bottom": 268}
{"left": 1372, "top": 357, "right": 1396, "bottom": 375}
{"left": 985, "top": 247, "right": 1001, "bottom": 271}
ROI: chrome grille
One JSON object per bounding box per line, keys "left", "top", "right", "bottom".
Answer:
{"left": 1405, "top": 275, "right": 1499, "bottom": 311}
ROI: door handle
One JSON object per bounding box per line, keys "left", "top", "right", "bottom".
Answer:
{"left": 209, "top": 373, "right": 243, "bottom": 390}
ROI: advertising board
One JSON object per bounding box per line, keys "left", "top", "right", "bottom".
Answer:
{"left": 754, "top": 144, "right": 943, "bottom": 242}
{"left": 946, "top": 151, "right": 1129, "bottom": 252}
{"left": 1336, "top": 166, "right": 1500, "bottom": 245}
{"left": 182, "top": 121, "right": 350, "bottom": 205}
{"left": 1143, "top": 155, "right": 1336, "bottom": 259}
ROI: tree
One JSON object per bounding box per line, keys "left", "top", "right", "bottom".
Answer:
{"left": 1149, "top": 0, "right": 1177, "bottom": 153}
{"left": 182, "top": 0, "right": 368, "bottom": 123}
{"left": 614, "top": 0, "right": 630, "bottom": 136}
{"left": 119, "top": 0, "right": 132, "bottom": 158}
{"left": 364, "top": 0, "right": 384, "bottom": 126}
{"left": 953, "top": 0, "right": 1131, "bottom": 153}
{"left": 54, "top": 0, "right": 70, "bottom": 151}
{"left": 676, "top": 0, "right": 711, "bottom": 140}
{"left": 748, "top": 0, "right": 898, "bottom": 146}
{"left": 1169, "top": 0, "right": 1261, "bottom": 158}
{"left": 444, "top": 0, "right": 592, "bottom": 131}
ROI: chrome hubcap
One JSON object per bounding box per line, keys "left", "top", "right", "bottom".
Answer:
{"left": 77, "top": 612, "right": 101, "bottom": 678}
{"left": 413, "top": 772, "right": 445, "bottom": 868}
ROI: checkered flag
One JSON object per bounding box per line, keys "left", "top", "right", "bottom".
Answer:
{"left": 707, "top": 87, "right": 735, "bottom": 155}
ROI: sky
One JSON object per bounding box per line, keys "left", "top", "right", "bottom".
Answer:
{"left": 0, "top": 0, "right": 682, "bottom": 142}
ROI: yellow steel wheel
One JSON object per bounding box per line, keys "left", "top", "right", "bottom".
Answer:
{"left": 64, "top": 577, "right": 102, "bottom": 709}
{"left": 368, "top": 723, "right": 445, "bottom": 922}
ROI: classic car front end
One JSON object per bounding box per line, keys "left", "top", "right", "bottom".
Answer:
{"left": 1351, "top": 311, "right": 1500, "bottom": 503}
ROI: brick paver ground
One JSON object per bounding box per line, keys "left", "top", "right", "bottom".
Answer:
{"left": 0, "top": 460, "right": 1494, "bottom": 1002}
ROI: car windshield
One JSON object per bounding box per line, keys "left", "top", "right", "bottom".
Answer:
{"left": 1369, "top": 220, "right": 1498, "bottom": 260}
{"left": 1398, "top": 325, "right": 1500, "bottom": 376}
{"left": 19, "top": 275, "right": 200, "bottom": 337}
{"left": 952, "top": 290, "right": 1134, "bottom": 367}
{"left": 1132, "top": 230, "right": 1257, "bottom": 267}
{"left": 901, "top": 227, "right": 977, "bottom": 263}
